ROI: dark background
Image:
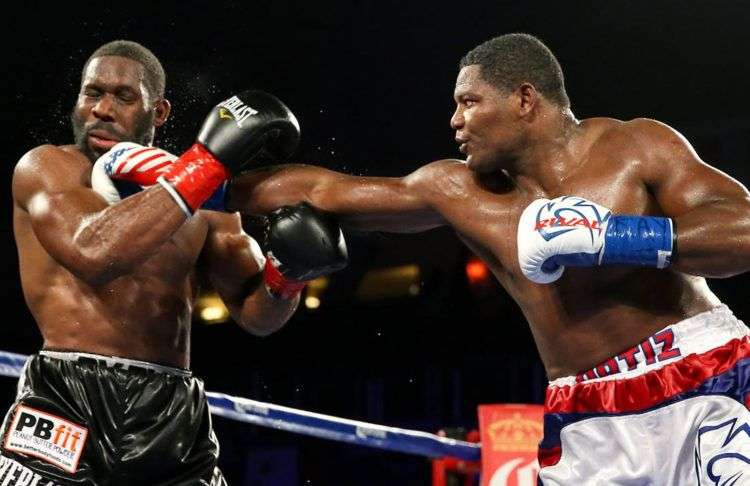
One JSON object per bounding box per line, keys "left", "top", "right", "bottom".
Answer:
{"left": 2, "top": 1, "right": 750, "bottom": 484}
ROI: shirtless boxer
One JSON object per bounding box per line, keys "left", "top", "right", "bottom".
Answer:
{"left": 3, "top": 40, "right": 346, "bottom": 485}
{"left": 228, "top": 34, "right": 750, "bottom": 484}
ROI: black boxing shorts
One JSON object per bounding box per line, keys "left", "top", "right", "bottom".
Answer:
{"left": 0, "top": 351, "right": 227, "bottom": 485}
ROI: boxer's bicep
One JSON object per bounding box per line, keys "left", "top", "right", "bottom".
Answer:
{"left": 636, "top": 120, "right": 750, "bottom": 276}
{"left": 14, "top": 146, "right": 111, "bottom": 270}
{"left": 636, "top": 120, "right": 750, "bottom": 216}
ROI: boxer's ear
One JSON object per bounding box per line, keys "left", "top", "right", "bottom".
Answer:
{"left": 153, "top": 98, "right": 171, "bottom": 127}
{"left": 517, "top": 82, "right": 538, "bottom": 118}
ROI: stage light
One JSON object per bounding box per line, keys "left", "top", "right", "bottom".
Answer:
{"left": 305, "top": 296, "right": 321, "bottom": 309}
{"left": 304, "top": 276, "right": 328, "bottom": 310}
{"left": 197, "top": 293, "right": 230, "bottom": 324}
{"left": 466, "top": 258, "right": 489, "bottom": 284}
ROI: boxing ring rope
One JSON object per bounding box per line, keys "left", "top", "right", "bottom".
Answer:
{"left": 0, "top": 350, "right": 481, "bottom": 462}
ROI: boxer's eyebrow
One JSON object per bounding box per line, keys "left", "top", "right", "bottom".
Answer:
{"left": 83, "top": 80, "right": 139, "bottom": 93}
{"left": 453, "top": 88, "right": 477, "bottom": 102}
{"left": 115, "top": 86, "right": 138, "bottom": 95}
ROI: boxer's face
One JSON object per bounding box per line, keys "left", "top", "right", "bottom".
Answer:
{"left": 71, "top": 56, "right": 166, "bottom": 162}
{"left": 451, "top": 65, "right": 524, "bottom": 173}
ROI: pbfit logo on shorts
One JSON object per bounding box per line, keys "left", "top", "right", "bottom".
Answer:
{"left": 3, "top": 405, "right": 87, "bottom": 474}
{"left": 218, "top": 96, "right": 258, "bottom": 128}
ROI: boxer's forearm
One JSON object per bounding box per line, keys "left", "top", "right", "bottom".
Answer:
{"left": 44, "top": 186, "right": 187, "bottom": 286}
{"left": 233, "top": 285, "right": 299, "bottom": 336}
{"left": 228, "top": 165, "right": 342, "bottom": 214}
{"left": 229, "top": 165, "right": 445, "bottom": 232}
{"left": 671, "top": 200, "right": 750, "bottom": 278}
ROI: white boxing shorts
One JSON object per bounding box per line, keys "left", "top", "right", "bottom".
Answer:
{"left": 538, "top": 305, "right": 750, "bottom": 485}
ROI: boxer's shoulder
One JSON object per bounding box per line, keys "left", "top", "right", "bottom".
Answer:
{"left": 404, "top": 159, "right": 474, "bottom": 196}
{"left": 617, "top": 118, "right": 698, "bottom": 170}
{"left": 579, "top": 117, "right": 689, "bottom": 166}
{"left": 591, "top": 118, "right": 684, "bottom": 151}
{"left": 13, "top": 145, "right": 91, "bottom": 206}
{"left": 410, "top": 158, "right": 471, "bottom": 181}
{"left": 16, "top": 144, "right": 90, "bottom": 176}
{"left": 418, "top": 158, "right": 466, "bottom": 171}
{"left": 580, "top": 117, "right": 638, "bottom": 145}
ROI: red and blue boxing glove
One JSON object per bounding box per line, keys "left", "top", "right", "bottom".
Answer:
{"left": 91, "top": 142, "right": 226, "bottom": 210}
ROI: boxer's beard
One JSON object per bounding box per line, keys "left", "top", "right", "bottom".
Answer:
{"left": 71, "top": 109, "right": 155, "bottom": 162}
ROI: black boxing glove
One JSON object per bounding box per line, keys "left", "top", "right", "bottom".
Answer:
{"left": 198, "top": 91, "right": 300, "bottom": 168}
{"left": 262, "top": 203, "right": 348, "bottom": 299}
{"left": 157, "top": 90, "right": 300, "bottom": 216}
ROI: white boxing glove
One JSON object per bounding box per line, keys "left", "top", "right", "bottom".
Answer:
{"left": 517, "top": 196, "right": 611, "bottom": 284}
{"left": 517, "top": 196, "right": 674, "bottom": 284}
{"left": 91, "top": 154, "right": 121, "bottom": 205}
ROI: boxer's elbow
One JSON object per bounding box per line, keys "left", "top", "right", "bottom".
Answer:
{"left": 66, "top": 248, "right": 124, "bottom": 287}
{"left": 241, "top": 322, "right": 282, "bottom": 337}
{"left": 236, "top": 314, "right": 288, "bottom": 337}
{"left": 673, "top": 197, "right": 750, "bottom": 278}
{"left": 69, "top": 230, "right": 134, "bottom": 286}
{"left": 729, "top": 197, "right": 750, "bottom": 262}
{"left": 234, "top": 292, "right": 298, "bottom": 337}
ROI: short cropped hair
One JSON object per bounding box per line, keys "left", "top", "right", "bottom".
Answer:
{"left": 460, "top": 33, "right": 569, "bottom": 108}
{"left": 82, "top": 40, "right": 166, "bottom": 99}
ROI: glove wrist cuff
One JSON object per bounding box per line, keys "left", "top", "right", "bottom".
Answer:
{"left": 601, "top": 216, "right": 674, "bottom": 269}
{"left": 159, "top": 143, "right": 230, "bottom": 213}
{"left": 263, "top": 258, "right": 306, "bottom": 299}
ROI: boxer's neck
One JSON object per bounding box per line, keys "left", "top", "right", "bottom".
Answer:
{"left": 505, "top": 106, "right": 582, "bottom": 193}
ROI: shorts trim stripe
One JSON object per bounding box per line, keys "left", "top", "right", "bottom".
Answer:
{"left": 540, "top": 351, "right": 750, "bottom": 451}
{"left": 547, "top": 336, "right": 750, "bottom": 415}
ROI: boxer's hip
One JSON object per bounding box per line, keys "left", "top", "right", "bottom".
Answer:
{"left": 1, "top": 351, "right": 221, "bottom": 485}
{"left": 538, "top": 304, "right": 750, "bottom": 484}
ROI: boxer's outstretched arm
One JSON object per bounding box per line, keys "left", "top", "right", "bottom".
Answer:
{"left": 227, "top": 162, "right": 450, "bottom": 233}
{"left": 13, "top": 145, "right": 188, "bottom": 286}
{"left": 200, "top": 211, "right": 297, "bottom": 336}
{"left": 636, "top": 119, "right": 750, "bottom": 277}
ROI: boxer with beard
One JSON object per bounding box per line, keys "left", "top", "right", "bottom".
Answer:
{"left": 4, "top": 40, "right": 347, "bottom": 485}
